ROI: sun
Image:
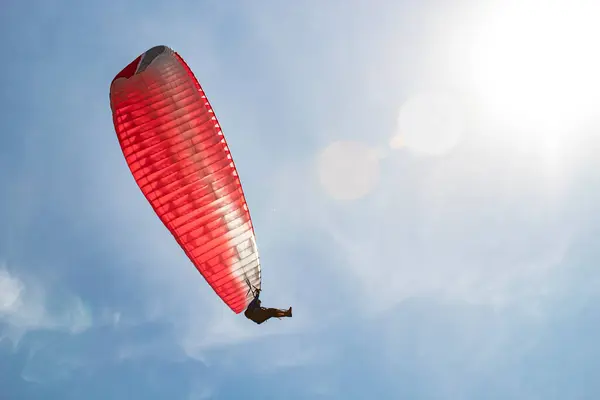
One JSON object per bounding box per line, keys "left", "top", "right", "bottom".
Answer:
{"left": 467, "top": 0, "right": 600, "bottom": 152}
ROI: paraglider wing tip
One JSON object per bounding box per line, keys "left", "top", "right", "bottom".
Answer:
{"left": 111, "top": 45, "right": 173, "bottom": 85}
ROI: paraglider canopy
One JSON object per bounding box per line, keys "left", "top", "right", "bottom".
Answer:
{"left": 109, "top": 45, "right": 261, "bottom": 313}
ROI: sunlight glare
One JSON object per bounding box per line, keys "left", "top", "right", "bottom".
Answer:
{"left": 469, "top": 1, "right": 600, "bottom": 143}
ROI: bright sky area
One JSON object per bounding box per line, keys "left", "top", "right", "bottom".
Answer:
{"left": 2, "top": 0, "right": 600, "bottom": 399}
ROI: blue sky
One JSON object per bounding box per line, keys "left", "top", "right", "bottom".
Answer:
{"left": 3, "top": 0, "right": 600, "bottom": 399}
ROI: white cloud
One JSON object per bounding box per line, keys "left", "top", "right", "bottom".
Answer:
{"left": 0, "top": 267, "right": 24, "bottom": 313}
{"left": 0, "top": 264, "right": 92, "bottom": 346}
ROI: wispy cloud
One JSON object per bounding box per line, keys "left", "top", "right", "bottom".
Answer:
{"left": 0, "top": 264, "right": 92, "bottom": 346}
